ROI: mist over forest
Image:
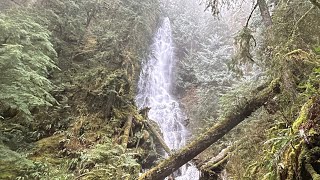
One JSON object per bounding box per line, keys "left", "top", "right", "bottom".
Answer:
{"left": 0, "top": 0, "right": 320, "bottom": 179}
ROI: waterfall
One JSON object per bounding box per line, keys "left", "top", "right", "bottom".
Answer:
{"left": 136, "top": 18, "right": 200, "bottom": 180}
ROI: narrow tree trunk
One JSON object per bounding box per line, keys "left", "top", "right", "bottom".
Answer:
{"left": 121, "top": 115, "right": 133, "bottom": 149}
{"left": 139, "top": 79, "right": 280, "bottom": 180}
{"left": 145, "top": 119, "right": 172, "bottom": 155}
{"left": 258, "top": 0, "right": 272, "bottom": 27}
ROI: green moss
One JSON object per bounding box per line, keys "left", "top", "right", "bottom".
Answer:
{"left": 292, "top": 98, "right": 314, "bottom": 132}
{"left": 0, "top": 144, "right": 36, "bottom": 179}
{"left": 305, "top": 163, "right": 320, "bottom": 180}
{"left": 308, "top": 128, "right": 318, "bottom": 136}
{"left": 314, "top": 46, "right": 320, "bottom": 54}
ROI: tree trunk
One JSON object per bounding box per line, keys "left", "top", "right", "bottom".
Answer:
{"left": 138, "top": 79, "right": 280, "bottom": 180}
{"left": 258, "top": 0, "right": 272, "bottom": 27}
{"left": 145, "top": 119, "right": 172, "bottom": 155}
{"left": 121, "top": 115, "right": 133, "bottom": 149}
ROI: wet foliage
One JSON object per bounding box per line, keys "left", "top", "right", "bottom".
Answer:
{"left": 0, "top": 0, "right": 161, "bottom": 179}
{"left": 1, "top": 0, "right": 320, "bottom": 179}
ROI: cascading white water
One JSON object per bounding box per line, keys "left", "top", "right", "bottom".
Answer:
{"left": 136, "top": 18, "right": 200, "bottom": 180}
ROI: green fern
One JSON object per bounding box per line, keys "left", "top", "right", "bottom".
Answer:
{"left": 77, "top": 140, "right": 141, "bottom": 180}
{"left": 0, "top": 12, "right": 58, "bottom": 121}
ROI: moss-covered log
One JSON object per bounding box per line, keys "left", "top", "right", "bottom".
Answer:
{"left": 139, "top": 79, "right": 280, "bottom": 180}
{"left": 292, "top": 98, "right": 314, "bottom": 132}
{"left": 122, "top": 115, "right": 133, "bottom": 149}
{"left": 305, "top": 163, "right": 320, "bottom": 180}
{"left": 200, "top": 145, "right": 235, "bottom": 172}
{"left": 145, "top": 119, "right": 172, "bottom": 155}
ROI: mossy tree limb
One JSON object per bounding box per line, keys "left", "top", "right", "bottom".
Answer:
{"left": 122, "top": 115, "right": 133, "bottom": 149}
{"left": 200, "top": 144, "right": 235, "bottom": 171}
{"left": 201, "top": 153, "right": 230, "bottom": 172}
{"left": 144, "top": 119, "right": 172, "bottom": 155}
{"left": 139, "top": 79, "right": 280, "bottom": 180}
{"left": 305, "top": 163, "right": 320, "bottom": 180}
{"left": 292, "top": 98, "right": 314, "bottom": 132}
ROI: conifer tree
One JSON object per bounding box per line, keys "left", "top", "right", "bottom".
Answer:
{"left": 0, "top": 12, "right": 58, "bottom": 120}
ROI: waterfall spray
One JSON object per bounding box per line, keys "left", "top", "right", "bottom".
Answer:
{"left": 136, "top": 18, "right": 200, "bottom": 180}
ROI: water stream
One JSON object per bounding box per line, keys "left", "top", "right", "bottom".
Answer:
{"left": 136, "top": 18, "right": 200, "bottom": 180}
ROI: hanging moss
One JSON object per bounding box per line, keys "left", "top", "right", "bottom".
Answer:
{"left": 292, "top": 98, "right": 314, "bottom": 132}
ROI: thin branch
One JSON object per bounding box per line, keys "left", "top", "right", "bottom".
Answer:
{"left": 309, "top": 0, "right": 320, "bottom": 10}
{"left": 295, "top": 5, "right": 316, "bottom": 26}
{"left": 245, "top": 2, "right": 259, "bottom": 28}
{"left": 291, "top": 5, "right": 316, "bottom": 39}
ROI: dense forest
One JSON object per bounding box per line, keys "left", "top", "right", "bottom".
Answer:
{"left": 0, "top": 0, "right": 320, "bottom": 179}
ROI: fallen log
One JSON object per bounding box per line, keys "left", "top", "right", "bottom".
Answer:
{"left": 144, "top": 119, "right": 172, "bottom": 155}
{"left": 139, "top": 79, "right": 280, "bottom": 180}
{"left": 200, "top": 145, "right": 233, "bottom": 171}
{"left": 199, "top": 139, "right": 244, "bottom": 170}
{"left": 121, "top": 115, "right": 133, "bottom": 149}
